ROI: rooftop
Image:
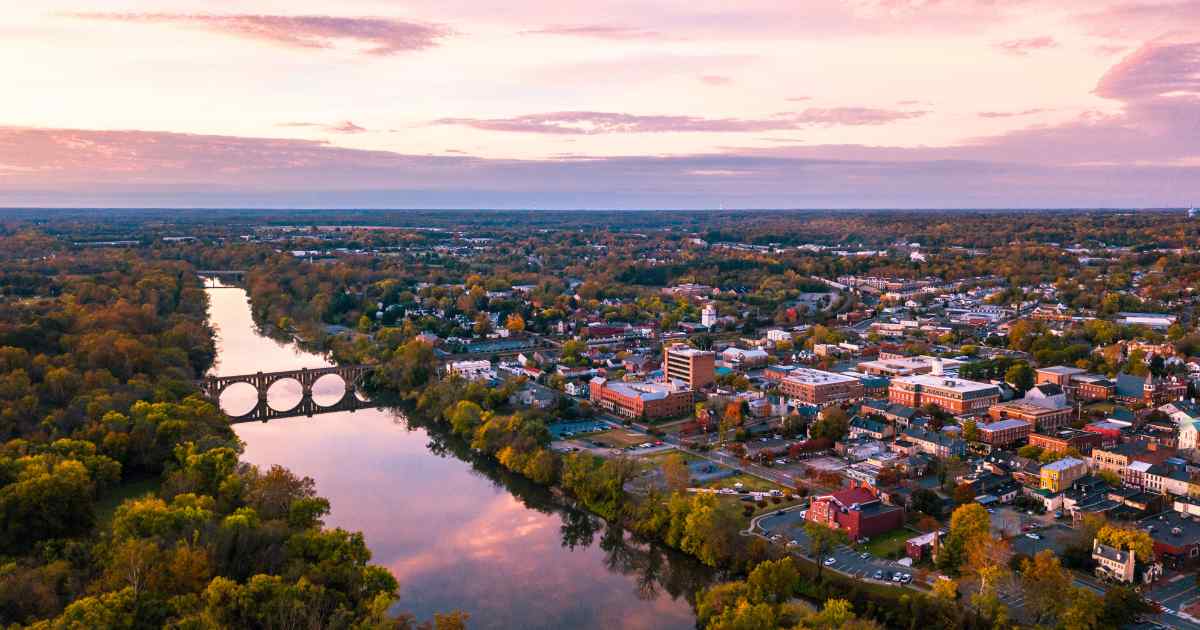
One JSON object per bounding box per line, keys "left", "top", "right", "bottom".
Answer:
{"left": 1038, "top": 366, "right": 1087, "bottom": 376}
{"left": 979, "top": 419, "right": 1032, "bottom": 432}
{"left": 782, "top": 367, "right": 860, "bottom": 385}
{"left": 1042, "top": 457, "right": 1086, "bottom": 472}
{"left": 893, "top": 373, "right": 999, "bottom": 394}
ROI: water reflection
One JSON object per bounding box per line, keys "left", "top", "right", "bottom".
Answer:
{"left": 207, "top": 284, "right": 711, "bottom": 629}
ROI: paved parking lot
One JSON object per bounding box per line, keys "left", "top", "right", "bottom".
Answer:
{"left": 756, "top": 510, "right": 916, "bottom": 586}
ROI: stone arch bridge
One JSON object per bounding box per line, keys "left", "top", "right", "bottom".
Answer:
{"left": 198, "top": 365, "right": 374, "bottom": 423}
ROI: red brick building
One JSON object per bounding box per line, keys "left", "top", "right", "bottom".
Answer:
{"left": 1030, "top": 429, "right": 1104, "bottom": 455}
{"left": 779, "top": 368, "right": 865, "bottom": 406}
{"left": 805, "top": 487, "right": 904, "bottom": 540}
{"left": 889, "top": 374, "right": 1000, "bottom": 416}
{"left": 588, "top": 377, "right": 693, "bottom": 420}
{"left": 977, "top": 418, "right": 1032, "bottom": 447}
{"left": 988, "top": 400, "right": 1074, "bottom": 432}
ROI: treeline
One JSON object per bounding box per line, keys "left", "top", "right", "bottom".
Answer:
{"left": 0, "top": 245, "right": 451, "bottom": 629}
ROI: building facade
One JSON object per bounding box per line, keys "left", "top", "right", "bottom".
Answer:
{"left": 662, "top": 343, "right": 716, "bottom": 390}
{"left": 889, "top": 374, "right": 1000, "bottom": 416}
{"left": 588, "top": 377, "right": 693, "bottom": 420}
{"left": 779, "top": 368, "right": 865, "bottom": 406}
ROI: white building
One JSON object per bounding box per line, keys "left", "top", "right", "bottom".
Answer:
{"left": 448, "top": 360, "right": 493, "bottom": 381}
{"left": 701, "top": 304, "right": 717, "bottom": 328}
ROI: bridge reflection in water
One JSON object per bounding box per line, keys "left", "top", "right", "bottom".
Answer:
{"left": 198, "top": 365, "right": 374, "bottom": 423}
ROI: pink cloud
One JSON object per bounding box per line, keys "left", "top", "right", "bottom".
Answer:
{"left": 977, "top": 108, "right": 1051, "bottom": 118}
{"left": 68, "top": 13, "right": 449, "bottom": 55}
{"left": 434, "top": 108, "right": 927, "bottom": 134}
{"left": 278, "top": 120, "right": 369, "bottom": 133}
{"left": 995, "top": 35, "right": 1059, "bottom": 55}
{"left": 1076, "top": 1, "right": 1200, "bottom": 40}
{"left": 520, "top": 24, "right": 661, "bottom": 39}
{"left": 699, "top": 75, "right": 733, "bottom": 85}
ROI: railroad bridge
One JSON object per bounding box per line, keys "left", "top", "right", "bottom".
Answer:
{"left": 198, "top": 365, "right": 374, "bottom": 423}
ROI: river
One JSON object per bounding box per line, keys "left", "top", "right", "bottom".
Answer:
{"left": 204, "top": 284, "right": 711, "bottom": 629}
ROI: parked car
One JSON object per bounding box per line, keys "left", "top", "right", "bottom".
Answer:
{"left": 873, "top": 570, "right": 883, "bottom": 580}
{"left": 1025, "top": 533, "right": 1041, "bottom": 540}
{"left": 859, "top": 552, "right": 870, "bottom": 560}
{"left": 824, "top": 557, "right": 836, "bottom": 566}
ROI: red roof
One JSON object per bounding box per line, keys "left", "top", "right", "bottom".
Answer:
{"left": 829, "top": 487, "right": 876, "bottom": 507}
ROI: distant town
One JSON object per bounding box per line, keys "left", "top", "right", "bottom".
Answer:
{"left": 5, "top": 208, "right": 1200, "bottom": 629}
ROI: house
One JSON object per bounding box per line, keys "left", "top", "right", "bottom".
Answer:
{"left": 1093, "top": 540, "right": 1136, "bottom": 583}
{"left": 848, "top": 416, "right": 894, "bottom": 440}
{"left": 907, "top": 530, "right": 944, "bottom": 562}
{"left": 899, "top": 426, "right": 967, "bottom": 458}
{"left": 805, "top": 487, "right": 905, "bottom": 540}
{"left": 510, "top": 385, "right": 558, "bottom": 410}
{"left": 859, "top": 399, "right": 919, "bottom": 426}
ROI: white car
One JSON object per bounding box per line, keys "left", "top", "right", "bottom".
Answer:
{"left": 1025, "top": 533, "right": 1041, "bottom": 540}
{"left": 824, "top": 557, "right": 836, "bottom": 566}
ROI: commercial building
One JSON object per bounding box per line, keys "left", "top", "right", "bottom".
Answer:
{"left": 1030, "top": 428, "right": 1104, "bottom": 455}
{"left": 1036, "top": 366, "right": 1087, "bottom": 387}
{"left": 805, "top": 487, "right": 905, "bottom": 541}
{"left": 720, "top": 346, "right": 769, "bottom": 367}
{"left": 889, "top": 374, "right": 1000, "bottom": 416}
{"left": 1139, "top": 510, "right": 1200, "bottom": 569}
{"left": 1037, "top": 367, "right": 1115, "bottom": 401}
{"left": 977, "top": 418, "right": 1032, "bottom": 448}
{"left": 856, "top": 355, "right": 962, "bottom": 378}
{"left": 779, "top": 368, "right": 865, "bottom": 406}
{"left": 447, "top": 360, "right": 494, "bottom": 381}
{"left": 588, "top": 377, "right": 693, "bottom": 421}
{"left": 662, "top": 343, "right": 716, "bottom": 390}
{"left": 1041, "top": 457, "right": 1088, "bottom": 492}
{"left": 988, "top": 400, "right": 1074, "bottom": 432}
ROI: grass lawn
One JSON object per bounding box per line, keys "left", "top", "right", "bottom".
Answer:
{"left": 704, "top": 472, "right": 783, "bottom": 493}
{"left": 1084, "top": 401, "right": 1115, "bottom": 414}
{"left": 636, "top": 450, "right": 703, "bottom": 466}
{"left": 96, "top": 476, "right": 162, "bottom": 527}
{"left": 589, "top": 429, "right": 650, "bottom": 448}
{"left": 859, "top": 527, "right": 914, "bottom": 559}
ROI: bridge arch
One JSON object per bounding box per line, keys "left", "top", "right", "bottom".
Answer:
{"left": 198, "top": 365, "right": 374, "bottom": 422}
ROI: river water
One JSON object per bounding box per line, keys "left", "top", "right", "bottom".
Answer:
{"left": 205, "top": 284, "right": 710, "bottom": 629}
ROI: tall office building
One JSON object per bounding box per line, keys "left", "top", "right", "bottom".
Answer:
{"left": 662, "top": 343, "right": 715, "bottom": 390}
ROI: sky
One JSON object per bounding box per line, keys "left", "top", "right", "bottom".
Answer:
{"left": 1, "top": 0, "right": 1199, "bottom": 209}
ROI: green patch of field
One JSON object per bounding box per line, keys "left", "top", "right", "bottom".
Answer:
{"left": 705, "top": 472, "right": 783, "bottom": 493}
{"left": 96, "top": 476, "right": 162, "bottom": 527}
{"left": 588, "top": 429, "right": 650, "bottom": 448}
{"left": 859, "top": 527, "right": 913, "bottom": 559}
{"left": 636, "top": 450, "right": 702, "bottom": 465}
